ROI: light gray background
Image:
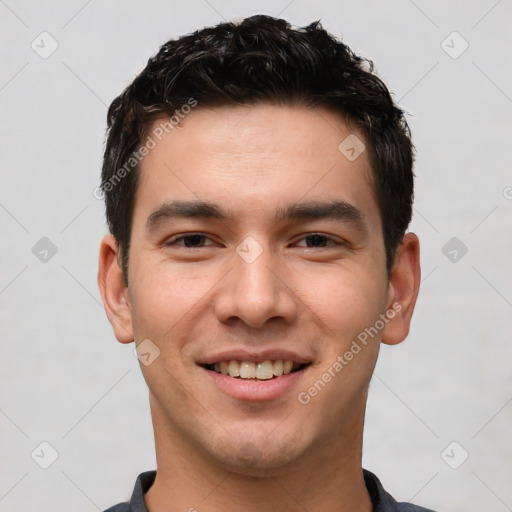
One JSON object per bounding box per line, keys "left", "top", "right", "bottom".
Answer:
{"left": 1, "top": 1, "right": 511, "bottom": 511}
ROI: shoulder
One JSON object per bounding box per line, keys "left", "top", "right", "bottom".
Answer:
{"left": 363, "top": 469, "right": 438, "bottom": 512}
{"left": 102, "top": 470, "right": 156, "bottom": 512}
{"left": 102, "top": 504, "right": 130, "bottom": 512}
{"left": 395, "top": 505, "right": 437, "bottom": 512}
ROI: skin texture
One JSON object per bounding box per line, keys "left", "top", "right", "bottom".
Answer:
{"left": 98, "top": 103, "right": 421, "bottom": 512}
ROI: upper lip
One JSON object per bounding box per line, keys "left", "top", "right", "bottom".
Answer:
{"left": 198, "top": 349, "right": 311, "bottom": 366}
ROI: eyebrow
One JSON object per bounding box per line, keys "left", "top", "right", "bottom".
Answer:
{"left": 146, "top": 199, "right": 367, "bottom": 233}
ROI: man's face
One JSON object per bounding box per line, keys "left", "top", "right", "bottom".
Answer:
{"left": 118, "top": 104, "right": 396, "bottom": 471}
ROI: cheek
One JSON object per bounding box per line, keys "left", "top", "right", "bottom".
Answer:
{"left": 128, "top": 256, "right": 210, "bottom": 340}
{"left": 294, "top": 270, "right": 385, "bottom": 427}
{"left": 298, "top": 264, "right": 387, "bottom": 341}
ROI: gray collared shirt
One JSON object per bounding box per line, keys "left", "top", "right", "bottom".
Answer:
{"left": 103, "top": 469, "right": 437, "bottom": 511}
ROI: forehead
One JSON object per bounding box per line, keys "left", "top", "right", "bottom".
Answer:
{"left": 143, "top": 103, "right": 370, "bottom": 172}
{"left": 135, "top": 103, "right": 380, "bottom": 231}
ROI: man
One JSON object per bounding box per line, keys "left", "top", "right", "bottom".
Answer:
{"left": 98, "top": 14, "right": 432, "bottom": 511}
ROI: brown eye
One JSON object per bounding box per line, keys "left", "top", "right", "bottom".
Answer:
{"left": 295, "top": 234, "right": 342, "bottom": 248}
{"left": 304, "top": 234, "right": 329, "bottom": 247}
{"left": 167, "top": 234, "right": 212, "bottom": 248}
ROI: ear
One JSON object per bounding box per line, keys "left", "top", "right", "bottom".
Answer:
{"left": 381, "top": 232, "right": 421, "bottom": 346}
{"left": 97, "top": 234, "right": 134, "bottom": 343}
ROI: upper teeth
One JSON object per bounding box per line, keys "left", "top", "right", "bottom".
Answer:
{"left": 213, "top": 360, "right": 298, "bottom": 380}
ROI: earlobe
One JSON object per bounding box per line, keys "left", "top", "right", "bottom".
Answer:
{"left": 97, "top": 234, "right": 134, "bottom": 343}
{"left": 381, "top": 233, "right": 421, "bottom": 346}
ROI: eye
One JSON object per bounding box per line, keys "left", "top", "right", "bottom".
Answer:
{"left": 164, "top": 233, "right": 344, "bottom": 250}
{"left": 295, "top": 234, "right": 343, "bottom": 248}
{"left": 166, "top": 233, "right": 214, "bottom": 248}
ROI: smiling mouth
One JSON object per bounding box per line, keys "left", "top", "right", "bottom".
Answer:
{"left": 203, "top": 360, "right": 310, "bottom": 380}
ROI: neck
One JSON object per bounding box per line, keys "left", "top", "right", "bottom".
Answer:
{"left": 145, "top": 397, "right": 373, "bottom": 512}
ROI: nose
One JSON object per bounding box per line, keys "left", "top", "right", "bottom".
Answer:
{"left": 212, "top": 240, "right": 298, "bottom": 329}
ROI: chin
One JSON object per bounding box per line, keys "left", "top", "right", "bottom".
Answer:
{"left": 208, "top": 429, "right": 311, "bottom": 476}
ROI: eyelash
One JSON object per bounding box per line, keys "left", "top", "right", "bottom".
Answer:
{"left": 165, "top": 233, "right": 344, "bottom": 249}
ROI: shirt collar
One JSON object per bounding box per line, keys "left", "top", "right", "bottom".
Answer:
{"left": 124, "top": 468, "right": 408, "bottom": 512}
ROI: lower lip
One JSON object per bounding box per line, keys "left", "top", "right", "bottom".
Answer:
{"left": 203, "top": 367, "right": 308, "bottom": 401}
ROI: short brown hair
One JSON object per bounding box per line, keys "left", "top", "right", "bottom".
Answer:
{"left": 101, "top": 15, "right": 414, "bottom": 284}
